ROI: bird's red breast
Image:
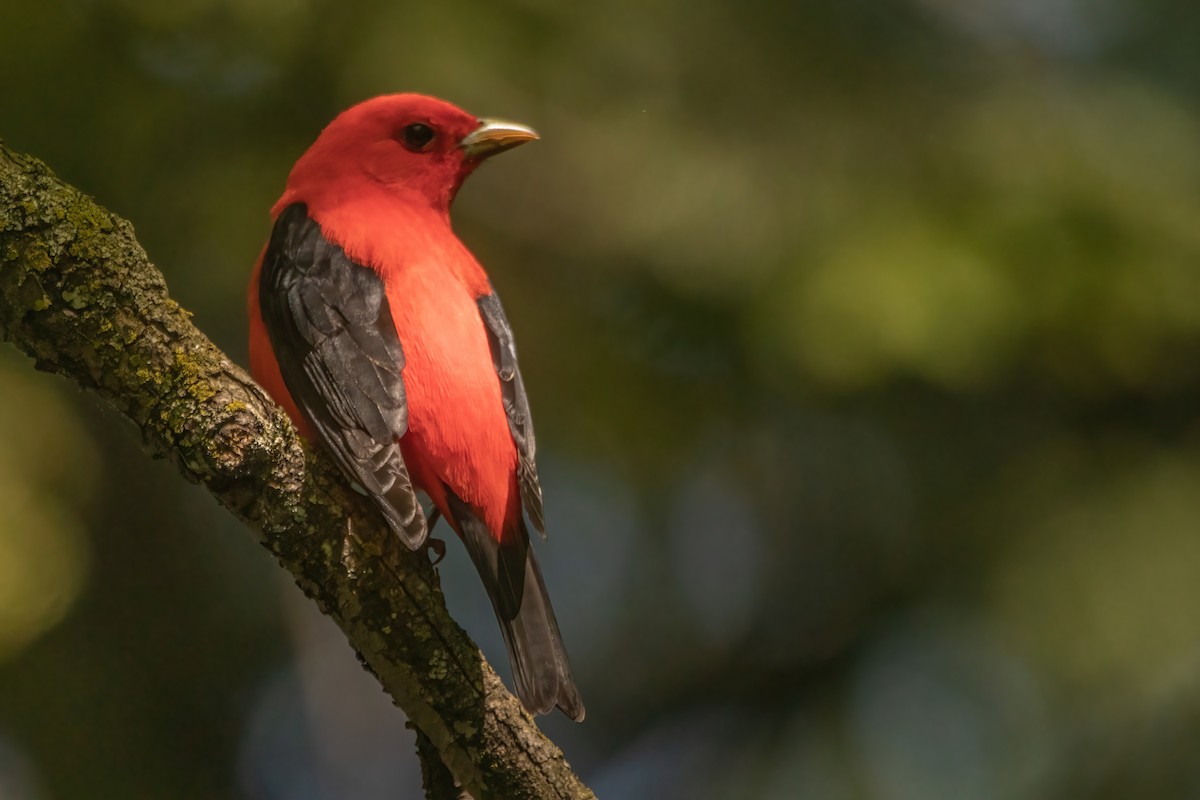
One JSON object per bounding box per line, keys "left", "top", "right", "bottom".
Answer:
{"left": 249, "top": 186, "right": 520, "bottom": 540}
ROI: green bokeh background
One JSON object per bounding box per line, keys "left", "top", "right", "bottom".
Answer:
{"left": 3, "top": 1, "right": 1200, "bottom": 797}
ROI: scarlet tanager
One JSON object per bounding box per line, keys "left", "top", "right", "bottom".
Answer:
{"left": 247, "top": 94, "right": 584, "bottom": 721}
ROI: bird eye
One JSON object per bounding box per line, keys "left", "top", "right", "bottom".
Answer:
{"left": 401, "top": 122, "right": 436, "bottom": 151}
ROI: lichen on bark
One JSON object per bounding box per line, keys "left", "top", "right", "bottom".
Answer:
{"left": 0, "top": 141, "right": 595, "bottom": 800}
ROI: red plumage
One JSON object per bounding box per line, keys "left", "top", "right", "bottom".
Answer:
{"left": 247, "top": 94, "right": 583, "bottom": 720}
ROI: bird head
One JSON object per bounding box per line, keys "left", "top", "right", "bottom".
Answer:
{"left": 282, "top": 93, "right": 538, "bottom": 213}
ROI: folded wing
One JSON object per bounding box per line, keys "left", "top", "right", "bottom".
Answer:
{"left": 258, "top": 202, "right": 427, "bottom": 548}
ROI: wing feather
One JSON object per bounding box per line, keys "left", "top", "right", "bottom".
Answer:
{"left": 477, "top": 293, "right": 545, "bottom": 535}
{"left": 259, "top": 203, "right": 427, "bottom": 548}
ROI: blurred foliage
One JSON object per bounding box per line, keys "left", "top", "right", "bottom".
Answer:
{"left": 3, "top": 0, "right": 1200, "bottom": 797}
{"left": 0, "top": 359, "right": 93, "bottom": 662}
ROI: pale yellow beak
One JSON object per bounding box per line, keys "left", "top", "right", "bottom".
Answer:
{"left": 460, "top": 118, "right": 539, "bottom": 159}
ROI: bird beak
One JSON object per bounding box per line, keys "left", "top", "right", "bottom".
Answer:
{"left": 460, "top": 119, "right": 539, "bottom": 160}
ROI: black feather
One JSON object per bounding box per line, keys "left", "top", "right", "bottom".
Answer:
{"left": 477, "top": 294, "right": 546, "bottom": 536}
{"left": 445, "top": 487, "right": 584, "bottom": 720}
{"left": 259, "top": 203, "right": 427, "bottom": 548}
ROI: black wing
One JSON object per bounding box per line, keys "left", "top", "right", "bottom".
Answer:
{"left": 259, "top": 203, "right": 427, "bottom": 548}
{"left": 477, "top": 293, "right": 545, "bottom": 535}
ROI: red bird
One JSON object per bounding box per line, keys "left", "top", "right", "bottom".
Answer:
{"left": 247, "top": 94, "right": 584, "bottom": 721}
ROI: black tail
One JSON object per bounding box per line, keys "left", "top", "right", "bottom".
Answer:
{"left": 447, "top": 491, "right": 585, "bottom": 721}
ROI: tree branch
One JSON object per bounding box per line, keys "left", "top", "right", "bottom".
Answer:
{"left": 0, "top": 142, "right": 594, "bottom": 800}
{"left": 416, "top": 726, "right": 471, "bottom": 799}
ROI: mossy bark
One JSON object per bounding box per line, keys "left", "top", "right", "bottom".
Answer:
{"left": 0, "top": 141, "right": 595, "bottom": 800}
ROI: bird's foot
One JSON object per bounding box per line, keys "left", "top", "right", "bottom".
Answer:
{"left": 424, "top": 506, "right": 446, "bottom": 564}
{"left": 426, "top": 537, "right": 447, "bottom": 565}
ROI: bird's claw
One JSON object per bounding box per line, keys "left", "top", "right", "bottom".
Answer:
{"left": 423, "top": 506, "right": 446, "bottom": 564}
{"left": 426, "top": 537, "right": 447, "bottom": 565}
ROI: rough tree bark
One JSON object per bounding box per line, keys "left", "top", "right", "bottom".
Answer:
{"left": 0, "top": 141, "right": 595, "bottom": 800}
